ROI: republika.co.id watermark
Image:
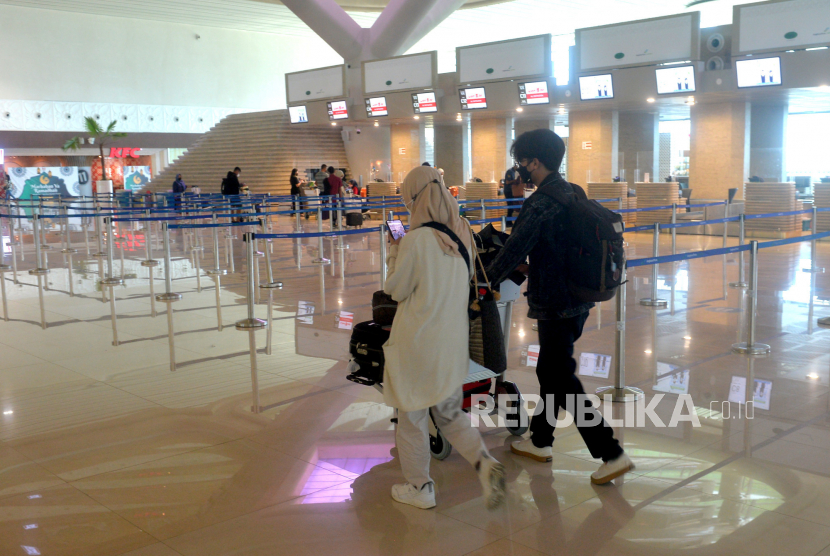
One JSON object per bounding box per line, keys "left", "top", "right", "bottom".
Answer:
{"left": 470, "top": 393, "right": 754, "bottom": 429}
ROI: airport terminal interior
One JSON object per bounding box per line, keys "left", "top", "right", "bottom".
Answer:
{"left": 5, "top": 0, "right": 830, "bottom": 554}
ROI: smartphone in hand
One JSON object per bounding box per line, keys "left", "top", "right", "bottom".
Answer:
{"left": 387, "top": 220, "right": 406, "bottom": 241}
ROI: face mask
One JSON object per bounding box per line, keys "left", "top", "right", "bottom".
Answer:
{"left": 517, "top": 164, "right": 533, "bottom": 184}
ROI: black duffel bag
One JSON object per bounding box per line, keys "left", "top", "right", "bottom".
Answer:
{"left": 347, "top": 321, "right": 391, "bottom": 386}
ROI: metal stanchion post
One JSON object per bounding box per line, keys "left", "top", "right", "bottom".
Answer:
{"left": 639, "top": 222, "right": 667, "bottom": 307}
{"left": 732, "top": 241, "right": 770, "bottom": 355}
{"left": 156, "top": 222, "right": 183, "bottom": 372}
{"left": 226, "top": 223, "right": 236, "bottom": 273}
{"left": 312, "top": 205, "right": 331, "bottom": 266}
{"left": 141, "top": 211, "right": 159, "bottom": 318}
{"left": 804, "top": 206, "right": 824, "bottom": 274}
{"left": 28, "top": 215, "right": 49, "bottom": 329}
{"left": 379, "top": 223, "right": 388, "bottom": 289}
{"left": 671, "top": 203, "right": 677, "bottom": 255}
{"left": 101, "top": 217, "right": 124, "bottom": 346}
{"left": 501, "top": 215, "right": 507, "bottom": 231}
{"left": 60, "top": 207, "right": 77, "bottom": 297}
{"left": 237, "top": 233, "right": 267, "bottom": 413}
{"left": 480, "top": 199, "right": 486, "bottom": 223}
{"left": 16, "top": 206, "right": 25, "bottom": 262}
{"left": 597, "top": 267, "right": 643, "bottom": 402}
{"left": 730, "top": 214, "right": 748, "bottom": 288}
{"left": 618, "top": 197, "right": 624, "bottom": 211}
{"left": 0, "top": 262, "right": 8, "bottom": 321}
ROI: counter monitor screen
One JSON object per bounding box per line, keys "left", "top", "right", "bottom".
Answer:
{"left": 655, "top": 65, "right": 696, "bottom": 94}
{"left": 365, "top": 97, "right": 388, "bottom": 117}
{"left": 327, "top": 100, "right": 349, "bottom": 120}
{"left": 519, "top": 81, "right": 550, "bottom": 105}
{"left": 288, "top": 106, "right": 308, "bottom": 124}
{"left": 412, "top": 92, "right": 438, "bottom": 113}
{"left": 579, "top": 74, "right": 614, "bottom": 101}
{"left": 459, "top": 87, "right": 487, "bottom": 110}
{"left": 736, "top": 57, "right": 782, "bottom": 88}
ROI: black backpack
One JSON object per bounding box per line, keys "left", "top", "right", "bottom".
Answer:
{"left": 537, "top": 182, "right": 625, "bottom": 302}
{"left": 220, "top": 178, "right": 228, "bottom": 195}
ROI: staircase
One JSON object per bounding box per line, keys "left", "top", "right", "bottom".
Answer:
{"left": 150, "top": 109, "right": 351, "bottom": 195}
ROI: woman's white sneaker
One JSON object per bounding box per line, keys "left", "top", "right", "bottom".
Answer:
{"left": 477, "top": 455, "right": 506, "bottom": 510}
{"left": 510, "top": 438, "right": 553, "bottom": 462}
{"left": 391, "top": 482, "right": 436, "bottom": 509}
{"left": 591, "top": 453, "right": 635, "bottom": 485}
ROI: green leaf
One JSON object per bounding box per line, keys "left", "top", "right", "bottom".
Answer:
{"left": 84, "top": 116, "right": 102, "bottom": 136}
{"left": 113, "top": 132, "right": 127, "bottom": 138}
{"left": 106, "top": 120, "right": 117, "bottom": 133}
{"left": 62, "top": 137, "right": 81, "bottom": 151}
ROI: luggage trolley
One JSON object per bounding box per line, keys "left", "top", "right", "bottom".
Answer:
{"left": 347, "top": 278, "right": 528, "bottom": 461}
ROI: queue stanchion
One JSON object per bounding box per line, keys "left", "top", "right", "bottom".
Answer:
{"left": 206, "top": 217, "right": 228, "bottom": 332}
{"left": 804, "top": 206, "right": 824, "bottom": 274}
{"left": 16, "top": 206, "right": 25, "bottom": 262}
{"left": 225, "top": 222, "right": 236, "bottom": 274}
{"left": 732, "top": 241, "right": 770, "bottom": 355}
{"left": 261, "top": 214, "right": 274, "bottom": 284}
{"left": 382, "top": 196, "right": 387, "bottom": 223}
{"left": 312, "top": 205, "right": 331, "bottom": 266}
{"left": 140, "top": 210, "right": 159, "bottom": 318}
{"left": 0, "top": 261, "right": 8, "bottom": 321}
{"left": 379, "top": 223, "right": 387, "bottom": 289}
{"left": 618, "top": 197, "right": 624, "bottom": 211}
{"left": 101, "top": 217, "right": 124, "bottom": 346}
{"left": 156, "top": 222, "right": 183, "bottom": 372}
{"left": 480, "top": 199, "right": 486, "bottom": 224}
{"left": 639, "top": 222, "right": 667, "bottom": 307}
{"left": 94, "top": 205, "right": 107, "bottom": 303}
{"left": 501, "top": 215, "right": 507, "bottom": 231}
{"left": 730, "top": 214, "right": 748, "bottom": 288}
{"left": 38, "top": 206, "right": 51, "bottom": 291}
{"left": 237, "top": 232, "right": 266, "bottom": 414}
{"left": 596, "top": 266, "right": 643, "bottom": 402}
{"left": 671, "top": 203, "right": 677, "bottom": 255}
{"left": 60, "top": 207, "right": 78, "bottom": 297}
{"left": 28, "top": 214, "right": 49, "bottom": 330}
{"left": 8, "top": 204, "right": 19, "bottom": 284}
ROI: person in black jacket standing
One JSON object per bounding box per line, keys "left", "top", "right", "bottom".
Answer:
{"left": 485, "top": 129, "right": 633, "bottom": 486}
{"left": 223, "top": 167, "right": 242, "bottom": 221}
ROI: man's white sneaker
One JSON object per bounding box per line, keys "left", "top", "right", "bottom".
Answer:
{"left": 591, "top": 453, "right": 635, "bottom": 485}
{"left": 391, "top": 482, "right": 436, "bottom": 509}
{"left": 477, "top": 455, "right": 506, "bottom": 510}
{"left": 510, "top": 438, "right": 553, "bottom": 463}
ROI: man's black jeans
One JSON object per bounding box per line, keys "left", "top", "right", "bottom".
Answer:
{"left": 530, "top": 312, "right": 623, "bottom": 462}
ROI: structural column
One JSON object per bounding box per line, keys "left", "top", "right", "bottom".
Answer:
{"left": 390, "top": 122, "right": 422, "bottom": 181}
{"left": 434, "top": 124, "right": 464, "bottom": 187}
{"left": 470, "top": 118, "right": 512, "bottom": 183}
{"left": 567, "top": 110, "right": 619, "bottom": 184}
{"left": 618, "top": 111, "right": 659, "bottom": 185}
{"left": 689, "top": 101, "right": 750, "bottom": 199}
{"left": 749, "top": 103, "right": 788, "bottom": 183}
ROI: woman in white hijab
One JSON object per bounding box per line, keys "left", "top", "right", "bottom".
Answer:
{"left": 383, "top": 165, "right": 505, "bottom": 510}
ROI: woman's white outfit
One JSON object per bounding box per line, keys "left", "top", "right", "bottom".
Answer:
{"left": 383, "top": 227, "right": 489, "bottom": 489}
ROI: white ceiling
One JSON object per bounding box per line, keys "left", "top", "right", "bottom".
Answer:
{"left": 0, "top": 0, "right": 757, "bottom": 42}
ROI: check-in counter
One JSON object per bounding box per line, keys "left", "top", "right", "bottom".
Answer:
{"left": 743, "top": 182, "right": 802, "bottom": 238}
{"left": 675, "top": 199, "right": 744, "bottom": 236}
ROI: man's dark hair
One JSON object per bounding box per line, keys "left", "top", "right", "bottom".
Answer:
{"left": 510, "top": 129, "right": 566, "bottom": 173}
{"left": 321, "top": 163, "right": 327, "bottom": 169}
{"left": 327, "top": 166, "right": 335, "bottom": 174}
{"left": 422, "top": 162, "right": 431, "bottom": 167}
{"left": 233, "top": 167, "right": 241, "bottom": 172}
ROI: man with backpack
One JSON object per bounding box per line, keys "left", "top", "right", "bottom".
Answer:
{"left": 485, "top": 129, "right": 633, "bottom": 485}
{"left": 222, "top": 167, "right": 242, "bottom": 221}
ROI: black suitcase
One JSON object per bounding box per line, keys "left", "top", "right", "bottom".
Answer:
{"left": 346, "top": 213, "right": 363, "bottom": 227}
{"left": 347, "top": 320, "right": 390, "bottom": 385}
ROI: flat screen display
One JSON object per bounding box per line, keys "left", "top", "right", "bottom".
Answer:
{"left": 365, "top": 97, "right": 388, "bottom": 117}
{"left": 736, "top": 57, "right": 782, "bottom": 88}
{"left": 459, "top": 87, "right": 487, "bottom": 110}
{"left": 579, "top": 74, "right": 614, "bottom": 101}
{"left": 412, "top": 92, "right": 438, "bottom": 113}
{"left": 655, "top": 66, "right": 696, "bottom": 95}
{"left": 519, "top": 81, "right": 550, "bottom": 105}
{"left": 288, "top": 106, "right": 308, "bottom": 124}
{"left": 327, "top": 100, "right": 349, "bottom": 120}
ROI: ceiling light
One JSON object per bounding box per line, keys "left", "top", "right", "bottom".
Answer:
{"left": 516, "top": 107, "right": 524, "bottom": 112}
{"left": 374, "top": 121, "right": 379, "bottom": 127}
{"left": 647, "top": 98, "right": 655, "bottom": 103}
{"left": 518, "top": 329, "right": 525, "bottom": 338}
{"left": 2, "top": 410, "right": 12, "bottom": 415}
{"left": 819, "top": 85, "right": 830, "bottom": 92}
{"left": 807, "top": 373, "right": 820, "bottom": 380}
{"left": 338, "top": 299, "right": 342, "bottom": 305}
{"left": 683, "top": 335, "right": 692, "bottom": 340}
{"left": 414, "top": 115, "right": 420, "bottom": 120}
{"left": 644, "top": 349, "right": 652, "bottom": 354}
{"left": 559, "top": 108, "right": 565, "bottom": 114}
{"left": 331, "top": 122, "right": 336, "bottom": 126}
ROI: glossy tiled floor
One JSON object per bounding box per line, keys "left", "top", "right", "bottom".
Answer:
{"left": 2, "top": 214, "right": 830, "bottom": 555}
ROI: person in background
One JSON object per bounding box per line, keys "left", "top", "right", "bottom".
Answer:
{"left": 172, "top": 173, "right": 186, "bottom": 211}
{"left": 421, "top": 162, "right": 431, "bottom": 167}
{"left": 384, "top": 165, "right": 506, "bottom": 510}
{"left": 314, "top": 163, "right": 328, "bottom": 190}
{"left": 223, "top": 167, "right": 242, "bottom": 221}
{"left": 503, "top": 163, "right": 522, "bottom": 228}
{"left": 485, "top": 129, "right": 634, "bottom": 485}
{"left": 323, "top": 166, "right": 343, "bottom": 225}
{"left": 290, "top": 168, "right": 302, "bottom": 212}
{"left": 348, "top": 179, "right": 360, "bottom": 195}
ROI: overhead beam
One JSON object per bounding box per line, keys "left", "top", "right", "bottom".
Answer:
{"left": 280, "top": 0, "right": 366, "bottom": 60}
{"left": 395, "top": 0, "right": 467, "bottom": 55}
{"left": 368, "top": 0, "right": 442, "bottom": 58}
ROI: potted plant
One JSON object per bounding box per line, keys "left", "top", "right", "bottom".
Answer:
{"left": 62, "top": 117, "right": 127, "bottom": 194}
